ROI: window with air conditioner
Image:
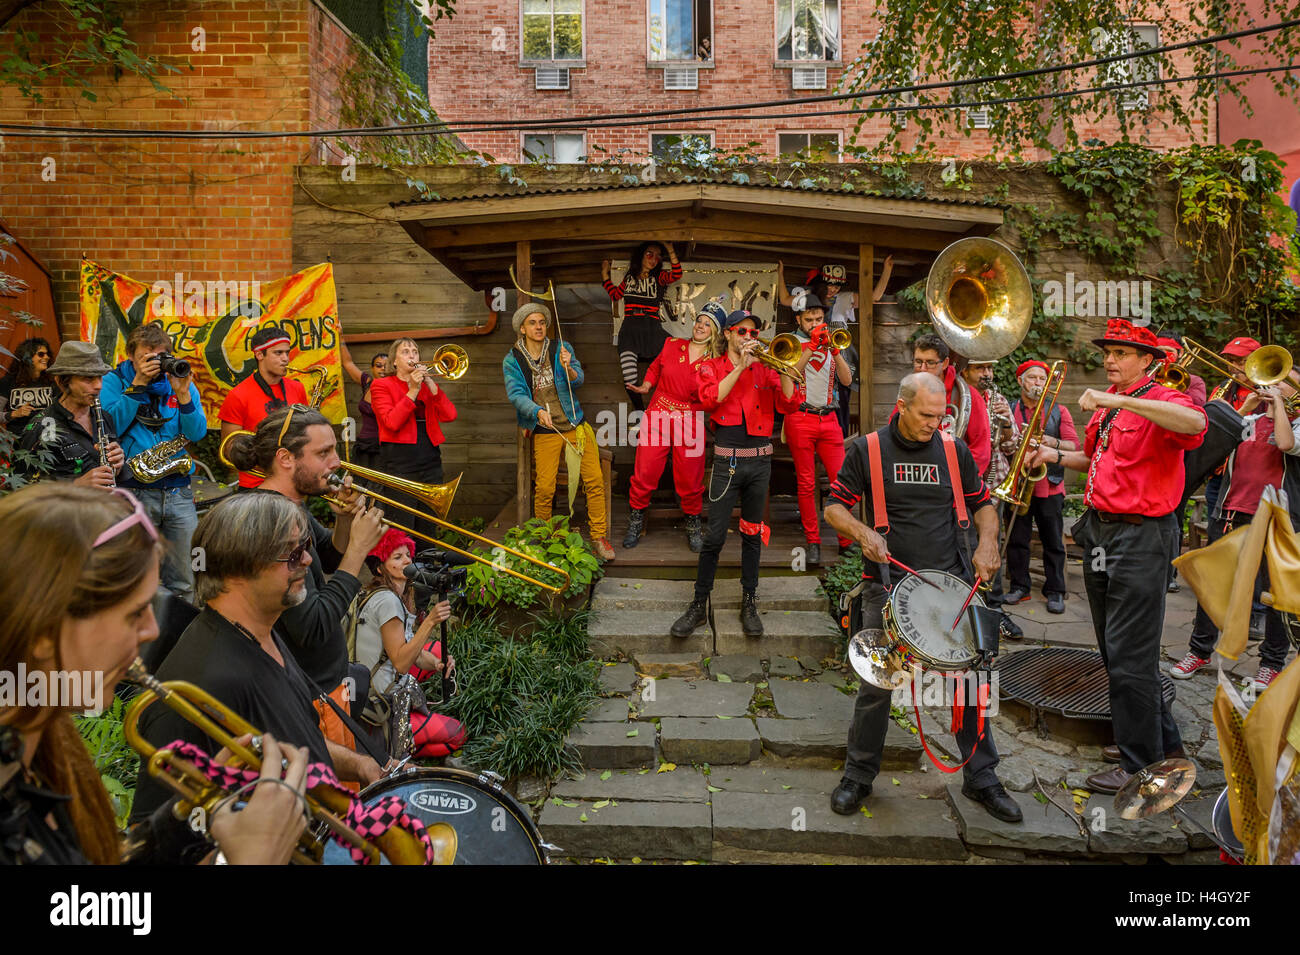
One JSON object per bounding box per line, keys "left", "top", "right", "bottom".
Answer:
{"left": 522, "top": 133, "right": 586, "bottom": 163}
{"left": 1104, "top": 24, "right": 1159, "bottom": 110}
{"left": 648, "top": 0, "right": 713, "bottom": 62}
{"left": 651, "top": 132, "right": 714, "bottom": 163}
{"left": 777, "top": 0, "right": 840, "bottom": 62}
{"left": 965, "top": 108, "right": 992, "bottom": 128}
{"left": 778, "top": 132, "right": 841, "bottom": 160}
{"left": 522, "top": 0, "right": 584, "bottom": 62}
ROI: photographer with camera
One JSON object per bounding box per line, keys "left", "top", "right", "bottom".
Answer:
{"left": 100, "top": 323, "right": 207, "bottom": 604}
{"left": 352, "top": 528, "right": 465, "bottom": 759}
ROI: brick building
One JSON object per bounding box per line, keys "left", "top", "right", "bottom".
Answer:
{"left": 427, "top": 0, "right": 1214, "bottom": 164}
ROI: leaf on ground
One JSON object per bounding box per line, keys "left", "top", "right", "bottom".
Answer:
{"left": 600, "top": 770, "right": 612, "bottom": 781}
{"left": 756, "top": 681, "right": 768, "bottom": 689}
{"left": 917, "top": 794, "right": 929, "bottom": 799}
{"left": 631, "top": 856, "right": 642, "bottom": 864}
{"left": 657, "top": 761, "right": 677, "bottom": 773}
{"left": 1032, "top": 792, "right": 1048, "bottom": 804}
{"left": 781, "top": 784, "right": 792, "bottom": 790}
{"left": 633, "top": 583, "right": 643, "bottom": 589}
{"left": 716, "top": 714, "right": 732, "bottom": 720}
{"left": 579, "top": 812, "right": 588, "bottom": 822}
{"left": 859, "top": 806, "right": 873, "bottom": 818}
{"left": 638, "top": 768, "right": 649, "bottom": 775}
{"left": 593, "top": 799, "right": 610, "bottom": 809}
{"left": 891, "top": 778, "right": 901, "bottom": 786}
{"left": 561, "top": 801, "right": 578, "bottom": 808}
{"left": 626, "top": 729, "right": 639, "bottom": 737}
{"left": 550, "top": 797, "right": 563, "bottom": 805}
{"left": 716, "top": 673, "right": 732, "bottom": 683}
{"left": 707, "top": 785, "right": 722, "bottom": 793}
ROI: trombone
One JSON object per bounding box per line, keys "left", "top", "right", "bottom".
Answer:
{"left": 1156, "top": 338, "right": 1298, "bottom": 412}
{"left": 993, "top": 361, "right": 1066, "bottom": 516}
{"left": 329, "top": 461, "right": 570, "bottom": 595}
{"left": 121, "top": 659, "right": 453, "bottom": 865}
{"left": 426, "top": 344, "right": 469, "bottom": 380}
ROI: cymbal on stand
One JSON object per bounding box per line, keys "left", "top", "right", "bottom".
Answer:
{"left": 848, "top": 629, "right": 913, "bottom": 691}
{"left": 1113, "top": 758, "right": 1197, "bottom": 820}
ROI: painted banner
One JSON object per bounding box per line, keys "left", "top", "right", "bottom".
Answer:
{"left": 608, "top": 260, "right": 780, "bottom": 344}
{"left": 78, "top": 261, "right": 345, "bottom": 427}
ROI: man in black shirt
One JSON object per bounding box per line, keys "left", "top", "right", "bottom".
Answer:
{"left": 131, "top": 492, "right": 384, "bottom": 825}
{"left": 222, "top": 405, "right": 386, "bottom": 691}
{"left": 824, "top": 373, "right": 1021, "bottom": 823}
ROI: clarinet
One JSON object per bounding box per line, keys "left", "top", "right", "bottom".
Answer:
{"left": 94, "top": 396, "right": 116, "bottom": 488}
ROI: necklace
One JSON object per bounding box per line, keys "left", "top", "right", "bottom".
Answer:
{"left": 519, "top": 338, "right": 550, "bottom": 374}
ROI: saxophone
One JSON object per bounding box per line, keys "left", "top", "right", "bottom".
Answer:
{"left": 127, "top": 436, "right": 193, "bottom": 483}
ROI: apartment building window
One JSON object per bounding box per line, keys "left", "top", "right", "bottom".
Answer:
{"left": 778, "top": 132, "right": 841, "bottom": 160}
{"left": 522, "top": 133, "right": 586, "bottom": 163}
{"left": 651, "top": 132, "right": 714, "bottom": 162}
{"left": 1115, "top": 24, "right": 1159, "bottom": 109}
{"left": 649, "top": 0, "right": 713, "bottom": 62}
{"left": 522, "top": 0, "right": 584, "bottom": 62}
{"left": 776, "top": 0, "right": 840, "bottom": 62}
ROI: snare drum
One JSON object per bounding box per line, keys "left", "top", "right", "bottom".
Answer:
{"left": 881, "top": 570, "right": 982, "bottom": 672}
{"left": 321, "top": 767, "right": 546, "bottom": 865}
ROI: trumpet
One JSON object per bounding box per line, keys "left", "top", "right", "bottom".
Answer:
{"left": 122, "top": 659, "right": 453, "bottom": 865}
{"left": 329, "top": 461, "right": 570, "bottom": 595}
{"left": 829, "top": 327, "right": 853, "bottom": 351}
{"left": 993, "top": 361, "right": 1066, "bottom": 515}
{"left": 751, "top": 333, "right": 804, "bottom": 381}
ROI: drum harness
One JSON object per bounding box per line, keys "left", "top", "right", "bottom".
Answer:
{"left": 838, "top": 429, "right": 995, "bottom": 773}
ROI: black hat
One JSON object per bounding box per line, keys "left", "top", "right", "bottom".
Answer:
{"left": 796, "top": 294, "right": 826, "bottom": 313}
{"left": 724, "top": 309, "right": 757, "bottom": 329}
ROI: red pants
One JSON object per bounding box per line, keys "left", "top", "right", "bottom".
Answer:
{"left": 628, "top": 408, "right": 706, "bottom": 514}
{"left": 785, "top": 410, "right": 849, "bottom": 547}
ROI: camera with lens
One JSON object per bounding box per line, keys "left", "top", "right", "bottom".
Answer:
{"left": 157, "top": 354, "right": 191, "bottom": 377}
{"left": 403, "top": 549, "right": 470, "bottom": 600}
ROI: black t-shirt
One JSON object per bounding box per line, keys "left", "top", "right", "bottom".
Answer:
{"left": 130, "top": 608, "right": 332, "bottom": 823}
{"left": 829, "top": 418, "right": 992, "bottom": 581}
{"left": 16, "top": 398, "right": 117, "bottom": 480}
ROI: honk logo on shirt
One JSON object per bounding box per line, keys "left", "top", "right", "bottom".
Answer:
{"left": 893, "top": 463, "right": 940, "bottom": 484}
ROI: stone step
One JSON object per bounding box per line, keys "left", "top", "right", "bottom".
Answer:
{"left": 660, "top": 716, "right": 762, "bottom": 765}
{"left": 638, "top": 677, "right": 754, "bottom": 719}
{"left": 539, "top": 799, "right": 713, "bottom": 861}
{"left": 566, "top": 721, "right": 657, "bottom": 769}
{"left": 632, "top": 652, "right": 705, "bottom": 679}
{"left": 552, "top": 768, "right": 710, "bottom": 804}
{"left": 591, "top": 576, "right": 828, "bottom": 613}
{"left": 756, "top": 717, "right": 920, "bottom": 768}
{"left": 711, "top": 789, "right": 966, "bottom": 861}
{"left": 587, "top": 610, "right": 709, "bottom": 657}
{"left": 714, "top": 609, "right": 839, "bottom": 661}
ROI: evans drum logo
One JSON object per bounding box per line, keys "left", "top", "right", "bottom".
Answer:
{"left": 411, "top": 788, "right": 477, "bottom": 815}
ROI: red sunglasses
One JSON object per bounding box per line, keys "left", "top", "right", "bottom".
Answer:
{"left": 732, "top": 327, "right": 761, "bottom": 338}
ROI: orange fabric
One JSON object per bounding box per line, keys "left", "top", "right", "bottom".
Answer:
{"left": 313, "top": 680, "right": 359, "bottom": 794}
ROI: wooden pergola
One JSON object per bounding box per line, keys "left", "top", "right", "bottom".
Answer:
{"left": 391, "top": 181, "right": 1007, "bottom": 534}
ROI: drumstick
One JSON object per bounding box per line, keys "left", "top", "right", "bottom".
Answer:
{"left": 948, "top": 575, "right": 983, "bottom": 633}
{"left": 887, "top": 556, "right": 942, "bottom": 590}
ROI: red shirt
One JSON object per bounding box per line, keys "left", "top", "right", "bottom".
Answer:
{"left": 1013, "top": 401, "right": 1079, "bottom": 498}
{"left": 644, "top": 337, "right": 709, "bottom": 412}
{"left": 698, "top": 354, "right": 799, "bottom": 437}
{"left": 369, "top": 375, "right": 457, "bottom": 446}
{"left": 219, "top": 372, "right": 309, "bottom": 488}
{"left": 1083, "top": 376, "right": 1207, "bottom": 516}
{"left": 1222, "top": 413, "right": 1288, "bottom": 515}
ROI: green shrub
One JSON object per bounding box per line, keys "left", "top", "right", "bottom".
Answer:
{"left": 463, "top": 516, "right": 602, "bottom": 610}
{"left": 75, "top": 696, "right": 139, "bottom": 829}
{"left": 436, "top": 608, "right": 600, "bottom": 780}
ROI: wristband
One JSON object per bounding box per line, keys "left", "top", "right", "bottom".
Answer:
{"left": 1056, "top": 449, "right": 1063, "bottom": 464}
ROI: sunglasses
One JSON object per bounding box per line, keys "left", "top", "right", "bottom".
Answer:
{"left": 732, "top": 327, "right": 761, "bottom": 338}
{"left": 93, "top": 488, "right": 160, "bottom": 548}
{"left": 34, "top": 351, "right": 51, "bottom": 359}
{"left": 272, "top": 534, "right": 314, "bottom": 569}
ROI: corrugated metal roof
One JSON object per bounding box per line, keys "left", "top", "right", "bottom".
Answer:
{"left": 390, "top": 179, "right": 1005, "bottom": 209}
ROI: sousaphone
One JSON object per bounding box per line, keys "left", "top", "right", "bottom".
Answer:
{"left": 925, "top": 237, "right": 1033, "bottom": 362}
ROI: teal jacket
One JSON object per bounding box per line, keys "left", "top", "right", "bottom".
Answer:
{"left": 503, "top": 340, "right": 584, "bottom": 431}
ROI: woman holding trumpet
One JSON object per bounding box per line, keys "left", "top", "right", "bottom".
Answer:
{"left": 369, "top": 338, "right": 458, "bottom": 541}
{"left": 0, "top": 483, "right": 308, "bottom": 865}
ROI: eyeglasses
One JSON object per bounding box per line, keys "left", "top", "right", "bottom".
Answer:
{"left": 93, "top": 488, "right": 160, "bottom": 548}
{"left": 913, "top": 358, "right": 943, "bottom": 369}
{"left": 272, "top": 534, "right": 314, "bottom": 568}
{"left": 34, "top": 351, "right": 50, "bottom": 359}
{"left": 732, "top": 327, "right": 761, "bottom": 338}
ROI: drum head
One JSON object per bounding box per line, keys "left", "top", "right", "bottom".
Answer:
{"left": 322, "top": 767, "right": 545, "bottom": 865}
{"left": 886, "top": 571, "right": 981, "bottom": 670}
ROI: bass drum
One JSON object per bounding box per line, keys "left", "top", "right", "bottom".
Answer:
{"left": 322, "top": 768, "right": 546, "bottom": 865}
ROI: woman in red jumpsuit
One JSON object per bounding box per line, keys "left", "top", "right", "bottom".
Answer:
{"left": 622, "top": 302, "right": 725, "bottom": 553}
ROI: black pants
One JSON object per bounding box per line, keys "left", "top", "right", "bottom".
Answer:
{"left": 844, "top": 581, "right": 1001, "bottom": 789}
{"left": 1006, "top": 492, "right": 1067, "bottom": 595}
{"left": 1073, "top": 510, "right": 1182, "bottom": 773}
{"left": 694, "top": 452, "right": 770, "bottom": 598}
{"left": 1188, "top": 512, "right": 1292, "bottom": 670}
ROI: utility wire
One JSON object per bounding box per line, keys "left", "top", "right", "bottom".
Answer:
{"left": 0, "top": 18, "right": 1296, "bottom": 140}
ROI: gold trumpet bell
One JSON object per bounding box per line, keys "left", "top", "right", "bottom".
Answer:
{"left": 753, "top": 333, "right": 804, "bottom": 381}
{"left": 339, "top": 461, "right": 460, "bottom": 519}
{"left": 1245, "top": 345, "right": 1292, "bottom": 388}
{"left": 829, "top": 327, "right": 853, "bottom": 350}
{"left": 430, "top": 344, "right": 469, "bottom": 381}
{"left": 926, "top": 237, "right": 1033, "bottom": 361}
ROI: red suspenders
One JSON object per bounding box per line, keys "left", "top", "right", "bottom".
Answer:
{"left": 864, "top": 431, "right": 970, "bottom": 530}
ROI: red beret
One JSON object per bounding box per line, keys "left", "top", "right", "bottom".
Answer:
{"left": 1016, "top": 360, "right": 1049, "bottom": 378}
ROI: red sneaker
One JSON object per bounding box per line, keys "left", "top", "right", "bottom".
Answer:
{"left": 1253, "top": 666, "right": 1280, "bottom": 693}
{"left": 1170, "top": 652, "right": 1210, "bottom": 680}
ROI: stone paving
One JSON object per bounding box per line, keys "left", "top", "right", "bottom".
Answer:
{"left": 528, "top": 564, "right": 1290, "bottom": 863}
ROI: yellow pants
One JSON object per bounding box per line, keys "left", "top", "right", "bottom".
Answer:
{"left": 533, "top": 429, "right": 607, "bottom": 540}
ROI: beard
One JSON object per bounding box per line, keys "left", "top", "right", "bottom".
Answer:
{"left": 282, "top": 573, "right": 308, "bottom": 608}
{"left": 291, "top": 462, "right": 325, "bottom": 499}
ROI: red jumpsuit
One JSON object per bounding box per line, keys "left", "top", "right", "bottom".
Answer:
{"left": 628, "top": 337, "right": 709, "bottom": 515}
{"left": 785, "top": 333, "right": 850, "bottom": 547}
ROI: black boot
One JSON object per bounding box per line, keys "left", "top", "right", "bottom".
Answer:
{"left": 685, "top": 514, "right": 703, "bottom": 553}
{"left": 671, "top": 596, "right": 709, "bottom": 638}
{"left": 623, "top": 508, "right": 646, "bottom": 549}
{"left": 741, "top": 591, "right": 763, "bottom": 637}
{"left": 831, "top": 778, "right": 872, "bottom": 815}
{"left": 807, "top": 543, "right": 821, "bottom": 565}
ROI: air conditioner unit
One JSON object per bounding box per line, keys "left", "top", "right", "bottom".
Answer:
{"left": 535, "top": 67, "right": 570, "bottom": 90}
{"left": 966, "top": 108, "right": 992, "bottom": 129}
{"left": 664, "top": 67, "right": 698, "bottom": 91}
{"left": 792, "top": 67, "right": 827, "bottom": 90}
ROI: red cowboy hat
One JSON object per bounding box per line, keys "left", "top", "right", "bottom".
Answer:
{"left": 1091, "top": 319, "right": 1166, "bottom": 359}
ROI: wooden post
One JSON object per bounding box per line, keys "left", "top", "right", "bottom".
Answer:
{"left": 858, "top": 243, "right": 874, "bottom": 436}
{"left": 516, "top": 240, "right": 532, "bottom": 527}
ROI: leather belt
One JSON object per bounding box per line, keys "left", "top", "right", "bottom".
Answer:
{"left": 1094, "top": 510, "right": 1146, "bottom": 525}
{"left": 714, "top": 445, "right": 773, "bottom": 458}
{"left": 796, "top": 403, "right": 835, "bottom": 416}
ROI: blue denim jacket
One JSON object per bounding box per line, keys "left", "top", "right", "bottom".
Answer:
{"left": 100, "top": 360, "right": 208, "bottom": 487}
{"left": 503, "top": 340, "right": 585, "bottom": 431}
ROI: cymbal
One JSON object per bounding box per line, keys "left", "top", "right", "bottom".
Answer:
{"left": 1113, "top": 758, "right": 1198, "bottom": 820}
{"left": 848, "top": 629, "right": 913, "bottom": 691}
